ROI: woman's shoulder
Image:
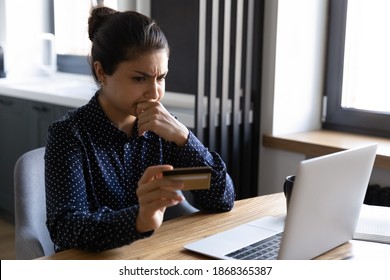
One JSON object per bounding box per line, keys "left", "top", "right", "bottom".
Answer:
{"left": 49, "top": 101, "right": 96, "bottom": 139}
{"left": 50, "top": 106, "right": 82, "bottom": 129}
{"left": 51, "top": 93, "right": 99, "bottom": 129}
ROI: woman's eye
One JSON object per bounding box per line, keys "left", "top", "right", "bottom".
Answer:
{"left": 158, "top": 75, "right": 166, "bottom": 81}
{"left": 133, "top": 76, "right": 146, "bottom": 82}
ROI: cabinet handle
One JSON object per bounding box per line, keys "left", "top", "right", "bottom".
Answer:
{"left": 33, "top": 105, "right": 50, "bottom": 113}
{"left": 0, "top": 99, "right": 13, "bottom": 106}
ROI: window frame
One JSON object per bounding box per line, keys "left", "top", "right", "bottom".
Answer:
{"left": 323, "top": 0, "right": 390, "bottom": 138}
{"left": 57, "top": 54, "right": 91, "bottom": 75}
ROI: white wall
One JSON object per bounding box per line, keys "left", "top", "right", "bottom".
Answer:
{"left": 258, "top": 0, "right": 329, "bottom": 195}
{"left": 273, "top": 0, "right": 326, "bottom": 135}
{"left": 0, "top": 0, "right": 7, "bottom": 72}
{"left": 117, "top": 0, "right": 150, "bottom": 15}
{"left": 0, "top": 0, "right": 5, "bottom": 43}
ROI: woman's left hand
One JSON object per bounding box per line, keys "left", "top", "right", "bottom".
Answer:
{"left": 136, "top": 101, "right": 189, "bottom": 146}
{"left": 136, "top": 165, "right": 184, "bottom": 233}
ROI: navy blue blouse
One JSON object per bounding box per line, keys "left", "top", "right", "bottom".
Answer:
{"left": 45, "top": 92, "right": 235, "bottom": 252}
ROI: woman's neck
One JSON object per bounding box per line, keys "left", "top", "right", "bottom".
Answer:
{"left": 98, "top": 93, "right": 137, "bottom": 137}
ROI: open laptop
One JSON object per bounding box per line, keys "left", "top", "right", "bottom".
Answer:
{"left": 184, "top": 144, "right": 378, "bottom": 260}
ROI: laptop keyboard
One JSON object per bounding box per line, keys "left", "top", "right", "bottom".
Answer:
{"left": 225, "top": 232, "right": 283, "bottom": 260}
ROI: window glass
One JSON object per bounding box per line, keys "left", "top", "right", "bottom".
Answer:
{"left": 324, "top": 0, "right": 390, "bottom": 137}
{"left": 342, "top": 0, "right": 390, "bottom": 114}
{"left": 54, "top": 0, "right": 117, "bottom": 56}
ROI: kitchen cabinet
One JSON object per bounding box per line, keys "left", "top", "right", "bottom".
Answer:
{"left": 0, "top": 94, "right": 74, "bottom": 221}
{"left": 30, "top": 100, "right": 72, "bottom": 147}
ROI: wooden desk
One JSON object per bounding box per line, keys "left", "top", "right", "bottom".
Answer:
{"left": 40, "top": 193, "right": 390, "bottom": 260}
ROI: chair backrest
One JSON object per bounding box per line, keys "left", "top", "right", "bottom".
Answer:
{"left": 164, "top": 191, "right": 199, "bottom": 221}
{"left": 14, "top": 147, "right": 198, "bottom": 259}
{"left": 14, "top": 147, "right": 55, "bottom": 259}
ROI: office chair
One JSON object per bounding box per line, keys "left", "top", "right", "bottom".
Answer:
{"left": 14, "top": 147, "right": 54, "bottom": 259}
{"left": 14, "top": 147, "right": 198, "bottom": 259}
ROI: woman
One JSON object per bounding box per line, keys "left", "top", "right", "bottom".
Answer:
{"left": 45, "top": 6, "right": 235, "bottom": 252}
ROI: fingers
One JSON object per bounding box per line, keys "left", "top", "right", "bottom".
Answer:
{"left": 137, "top": 165, "right": 185, "bottom": 206}
{"left": 136, "top": 101, "right": 189, "bottom": 146}
{"left": 136, "top": 165, "right": 185, "bottom": 232}
{"left": 136, "top": 101, "right": 161, "bottom": 115}
{"left": 137, "top": 102, "right": 169, "bottom": 136}
{"left": 137, "top": 186, "right": 184, "bottom": 207}
{"left": 138, "top": 164, "right": 173, "bottom": 184}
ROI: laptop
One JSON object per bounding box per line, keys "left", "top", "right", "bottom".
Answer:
{"left": 184, "top": 144, "right": 378, "bottom": 260}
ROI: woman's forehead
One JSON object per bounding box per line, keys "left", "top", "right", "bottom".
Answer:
{"left": 121, "top": 51, "right": 169, "bottom": 74}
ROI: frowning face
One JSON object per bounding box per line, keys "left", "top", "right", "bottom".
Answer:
{"left": 96, "top": 50, "right": 169, "bottom": 119}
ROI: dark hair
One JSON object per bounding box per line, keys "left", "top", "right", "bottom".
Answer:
{"left": 88, "top": 7, "right": 169, "bottom": 83}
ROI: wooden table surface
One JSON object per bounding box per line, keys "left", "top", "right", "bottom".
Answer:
{"left": 39, "top": 193, "right": 390, "bottom": 260}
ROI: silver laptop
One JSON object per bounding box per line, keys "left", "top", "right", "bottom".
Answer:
{"left": 184, "top": 144, "right": 378, "bottom": 260}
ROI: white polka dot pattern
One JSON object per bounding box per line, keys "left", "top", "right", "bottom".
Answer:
{"left": 44, "top": 92, "right": 235, "bottom": 252}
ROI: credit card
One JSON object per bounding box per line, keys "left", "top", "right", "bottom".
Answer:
{"left": 162, "top": 166, "right": 212, "bottom": 190}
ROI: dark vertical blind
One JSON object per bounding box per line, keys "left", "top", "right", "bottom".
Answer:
{"left": 152, "top": 0, "right": 264, "bottom": 199}
{"left": 151, "top": 0, "right": 199, "bottom": 95}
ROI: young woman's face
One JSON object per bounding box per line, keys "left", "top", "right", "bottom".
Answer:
{"left": 99, "top": 50, "right": 169, "bottom": 118}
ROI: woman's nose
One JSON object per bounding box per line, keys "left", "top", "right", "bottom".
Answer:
{"left": 144, "top": 81, "right": 159, "bottom": 100}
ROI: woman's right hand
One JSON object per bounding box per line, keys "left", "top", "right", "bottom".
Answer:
{"left": 135, "top": 165, "right": 184, "bottom": 233}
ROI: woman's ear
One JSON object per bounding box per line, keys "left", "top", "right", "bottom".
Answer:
{"left": 94, "top": 61, "right": 106, "bottom": 86}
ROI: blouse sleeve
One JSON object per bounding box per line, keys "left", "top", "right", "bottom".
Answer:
{"left": 170, "top": 131, "right": 235, "bottom": 212}
{"left": 45, "top": 122, "right": 151, "bottom": 252}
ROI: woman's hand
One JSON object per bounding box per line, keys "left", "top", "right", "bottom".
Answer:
{"left": 136, "top": 101, "right": 189, "bottom": 147}
{"left": 136, "top": 165, "right": 184, "bottom": 233}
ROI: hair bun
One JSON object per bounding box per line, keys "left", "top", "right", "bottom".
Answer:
{"left": 88, "top": 6, "right": 118, "bottom": 41}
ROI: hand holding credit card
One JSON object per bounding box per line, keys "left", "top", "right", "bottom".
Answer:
{"left": 162, "top": 166, "right": 212, "bottom": 190}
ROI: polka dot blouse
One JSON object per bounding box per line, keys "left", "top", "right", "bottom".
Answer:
{"left": 44, "top": 92, "right": 235, "bottom": 252}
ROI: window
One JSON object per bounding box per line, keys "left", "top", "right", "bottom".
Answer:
{"left": 324, "top": 0, "right": 390, "bottom": 137}
{"left": 53, "top": 0, "right": 117, "bottom": 74}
